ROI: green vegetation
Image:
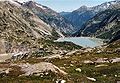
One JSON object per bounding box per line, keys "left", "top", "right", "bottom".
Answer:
{"left": 43, "top": 40, "right": 81, "bottom": 50}
{"left": 0, "top": 40, "right": 119, "bottom": 83}
{"left": 0, "top": 72, "right": 58, "bottom": 83}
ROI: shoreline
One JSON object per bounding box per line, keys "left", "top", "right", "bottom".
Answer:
{"left": 55, "top": 37, "right": 105, "bottom": 48}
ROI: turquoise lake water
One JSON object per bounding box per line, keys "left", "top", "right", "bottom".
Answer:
{"left": 55, "top": 37, "right": 104, "bottom": 48}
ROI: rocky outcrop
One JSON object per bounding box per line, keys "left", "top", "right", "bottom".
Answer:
{"left": 14, "top": 62, "right": 67, "bottom": 76}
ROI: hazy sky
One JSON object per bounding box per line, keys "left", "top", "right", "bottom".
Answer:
{"left": 36, "top": 0, "right": 113, "bottom": 12}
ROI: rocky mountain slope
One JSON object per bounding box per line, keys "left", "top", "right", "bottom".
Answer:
{"left": 61, "top": 6, "right": 96, "bottom": 31}
{"left": 0, "top": 0, "right": 81, "bottom": 55}
{"left": 61, "top": 0, "right": 120, "bottom": 31}
{"left": 23, "top": 1, "right": 75, "bottom": 35}
{"left": 0, "top": 1, "right": 54, "bottom": 53}
{"left": 73, "top": 0, "right": 120, "bottom": 42}
{"left": 75, "top": 7, "right": 120, "bottom": 42}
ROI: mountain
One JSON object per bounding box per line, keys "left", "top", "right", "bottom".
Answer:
{"left": 0, "top": 0, "right": 81, "bottom": 55}
{"left": 23, "top": 1, "right": 75, "bottom": 35}
{"left": 61, "top": 6, "right": 96, "bottom": 31}
{"left": 75, "top": 7, "right": 120, "bottom": 42}
{"left": 0, "top": 0, "right": 59, "bottom": 54}
{"left": 61, "top": 0, "right": 120, "bottom": 31}
{"left": 59, "top": 11, "right": 70, "bottom": 16}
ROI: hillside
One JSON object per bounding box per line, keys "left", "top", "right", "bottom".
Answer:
{"left": 61, "top": 6, "right": 96, "bottom": 31}
{"left": 23, "top": 1, "right": 75, "bottom": 35}
{"left": 0, "top": 1, "right": 52, "bottom": 53}
{"left": 75, "top": 8, "right": 120, "bottom": 42}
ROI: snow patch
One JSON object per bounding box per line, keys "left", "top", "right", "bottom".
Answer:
{"left": 87, "top": 77, "right": 96, "bottom": 81}
{"left": 36, "top": 4, "right": 46, "bottom": 10}
{"left": 35, "top": 27, "right": 51, "bottom": 35}
{"left": 0, "top": 0, "right": 31, "bottom": 5}
{"left": 56, "top": 30, "right": 65, "bottom": 38}
{"left": 15, "top": 0, "right": 30, "bottom": 3}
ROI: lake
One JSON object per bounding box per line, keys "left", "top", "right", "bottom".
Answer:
{"left": 55, "top": 37, "right": 104, "bottom": 48}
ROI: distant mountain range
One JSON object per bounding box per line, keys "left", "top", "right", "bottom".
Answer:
{"left": 59, "top": 0, "right": 120, "bottom": 42}
{"left": 61, "top": 0, "right": 120, "bottom": 32}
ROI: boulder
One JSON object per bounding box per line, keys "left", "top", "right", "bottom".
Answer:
{"left": 75, "top": 68, "right": 82, "bottom": 72}
{"left": 17, "top": 62, "right": 67, "bottom": 76}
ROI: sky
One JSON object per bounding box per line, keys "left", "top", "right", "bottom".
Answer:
{"left": 35, "top": 0, "right": 113, "bottom": 12}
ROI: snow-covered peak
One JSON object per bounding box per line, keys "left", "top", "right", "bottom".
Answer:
{"left": 35, "top": 3, "right": 46, "bottom": 10}
{"left": 23, "top": 1, "right": 48, "bottom": 10}
{"left": 91, "top": 0, "right": 120, "bottom": 12}
{"left": 15, "top": 0, "right": 31, "bottom": 3}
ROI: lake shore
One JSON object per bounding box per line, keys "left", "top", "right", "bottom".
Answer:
{"left": 55, "top": 37, "right": 105, "bottom": 48}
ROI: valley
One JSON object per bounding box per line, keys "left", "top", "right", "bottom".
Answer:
{"left": 0, "top": 0, "right": 120, "bottom": 83}
{"left": 0, "top": 40, "right": 120, "bottom": 83}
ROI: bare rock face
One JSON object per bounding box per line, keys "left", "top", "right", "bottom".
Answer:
{"left": 17, "top": 62, "right": 67, "bottom": 76}
{"left": 0, "top": 62, "right": 67, "bottom": 78}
